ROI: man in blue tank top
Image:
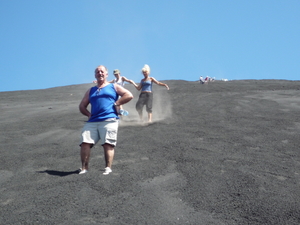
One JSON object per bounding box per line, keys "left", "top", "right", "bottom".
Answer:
{"left": 79, "top": 65, "right": 133, "bottom": 175}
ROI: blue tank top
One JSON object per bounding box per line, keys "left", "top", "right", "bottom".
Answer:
{"left": 88, "top": 84, "right": 119, "bottom": 122}
{"left": 141, "top": 80, "right": 152, "bottom": 92}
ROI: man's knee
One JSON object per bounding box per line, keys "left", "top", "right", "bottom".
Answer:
{"left": 103, "top": 143, "right": 114, "bottom": 150}
{"left": 80, "top": 142, "right": 93, "bottom": 149}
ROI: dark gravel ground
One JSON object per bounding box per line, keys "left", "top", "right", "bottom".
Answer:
{"left": 1, "top": 79, "right": 300, "bottom": 225}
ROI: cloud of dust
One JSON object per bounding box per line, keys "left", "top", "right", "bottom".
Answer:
{"left": 151, "top": 88, "right": 172, "bottom": 122}
{"left": 119, "top": 86, "right": 173, "bottom": 126}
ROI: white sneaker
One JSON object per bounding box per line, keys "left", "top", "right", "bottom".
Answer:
{"left": 79, "top": 168, "right": 88, "bottom": 174}
{"left": 103, "top": 167, "right": 112, "bottom": 175}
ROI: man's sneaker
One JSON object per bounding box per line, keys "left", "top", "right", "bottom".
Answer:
{"left": 103, "top": 167, "right": 112, "bottom": 175}
{"left": 79, "top": 168, "right": 88, "bottom": 174}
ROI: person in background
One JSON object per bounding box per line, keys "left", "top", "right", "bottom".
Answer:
{"left": 109, "top": 69, "right": 135, "bottom": 87}
{"left": 79, "top": 65, "right": 133, "bottom": 175}
{"left": 199, "top": 76, "right": 205, "bottom": 84}
{"left": 131, "top": 64, "right": 169, "bottom": 123}
{"left": 109, "top": 69, "right": 135, "bottom": 114}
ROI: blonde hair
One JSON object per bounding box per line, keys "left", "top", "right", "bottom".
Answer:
{"left": 141, "top": 64, "right": 150, "bottom": 74}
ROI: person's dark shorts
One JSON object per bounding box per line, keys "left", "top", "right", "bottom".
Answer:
{"left": 136, "top": 92, "right": 153, "bottom": 113}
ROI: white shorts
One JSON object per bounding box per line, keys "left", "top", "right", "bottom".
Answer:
{"left": 81, "top": 120, "right": 119, "bottom": 146}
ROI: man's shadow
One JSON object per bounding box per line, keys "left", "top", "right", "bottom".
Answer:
{"left": 38, "top": 169, "right": 79, "bottom": 177}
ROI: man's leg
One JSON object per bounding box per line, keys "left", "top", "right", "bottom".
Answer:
{"left": 80, "top": 143, "right": 92, "bottom": 171}
{"left": 103, "top": 143, "right": 115, "bottom": 168}
{"left": 103, "top": 143, "right": 114, "bottom": 175}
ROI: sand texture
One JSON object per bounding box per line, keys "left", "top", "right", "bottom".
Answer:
{"left": 1, "top": 80, "right": 300, "bottom": 224}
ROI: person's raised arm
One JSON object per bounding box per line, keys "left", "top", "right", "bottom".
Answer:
{"left": 130, "top": 79, "right": 142, "bottom": 91}
{"left": 123, "top": 77, "right": 141, "bottom": 90}
{"left": 79, "top": 89, "right": 91, "bottom": 118}
{"left": 122, "top": 76, "right": 137, "bottom": 85}
{"left": 151, "top": 77, "right": 169, "bottom": 90}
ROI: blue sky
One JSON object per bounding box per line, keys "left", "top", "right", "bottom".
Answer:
{"left": 0, "top": 0, "right": 299, "bottom": 92}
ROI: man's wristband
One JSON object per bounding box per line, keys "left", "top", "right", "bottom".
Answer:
{"left": 114, "top": 102, "right": 120, "bottom": 106}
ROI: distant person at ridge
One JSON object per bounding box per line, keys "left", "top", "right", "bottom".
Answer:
{"left": 199, "top": 76, "right": 205, "bottom": 84}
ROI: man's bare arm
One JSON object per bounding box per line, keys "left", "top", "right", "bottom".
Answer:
{"left": 79, "top": 89, "right": 91, "bottom": 118}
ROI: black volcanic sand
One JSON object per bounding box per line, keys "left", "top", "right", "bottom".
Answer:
{"left": 1, "top": 80, "right": 300, "bottom": 225}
